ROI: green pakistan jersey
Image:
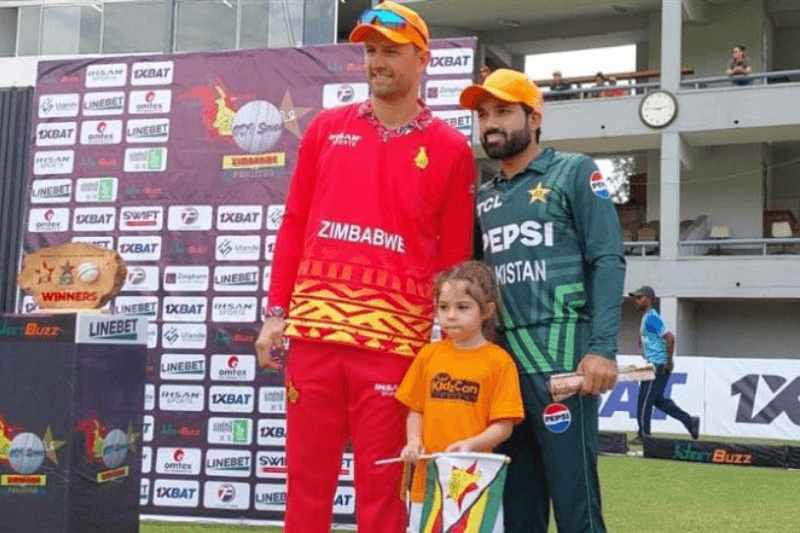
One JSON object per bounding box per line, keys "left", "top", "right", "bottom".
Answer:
{"left": 476, "top": 147, "right": 626, "bottom": 374}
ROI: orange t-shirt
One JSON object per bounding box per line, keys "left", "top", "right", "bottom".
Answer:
{"left": 395, "top": 339, "right": 524, "bottom": 502}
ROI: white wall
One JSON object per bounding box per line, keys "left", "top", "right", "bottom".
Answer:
{"left": 647, "top": 143, "right": 764, "bottom": 239}
{"left": 0, "top": 57, "right": 40, "bottom": 87}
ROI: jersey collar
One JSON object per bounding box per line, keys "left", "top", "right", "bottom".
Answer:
{"left": 492, "top": 147, "right": 555, "bottom": 185}
{"left": 357, "top": 98, "right": 433, "bottom": 141}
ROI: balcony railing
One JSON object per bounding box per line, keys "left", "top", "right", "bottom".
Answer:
{"left": 679, "top": 69, "right": 800, "bottom": 90}
{"left": 680, "top": 238, "right": 800, "bottom": 256}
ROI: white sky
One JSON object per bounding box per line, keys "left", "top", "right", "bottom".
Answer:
{"left": 524, "top": 44, "right": 638, "bottom": 181}
{"left": 524, "top": 44, "right": 638, "bottom": 86}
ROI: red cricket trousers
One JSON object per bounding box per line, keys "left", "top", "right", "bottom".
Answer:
{"left": 283, "top": 339, "right": 412, "bottom": 533}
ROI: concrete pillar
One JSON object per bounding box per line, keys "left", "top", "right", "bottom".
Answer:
{"left": 661, "top": 0, "right": 682, "bottom": 93}
{"left": 660, "top": 133, "right": 681, "bottom": 259}
{"left": 659, "top": 296, "right": 679, "bottom": 345}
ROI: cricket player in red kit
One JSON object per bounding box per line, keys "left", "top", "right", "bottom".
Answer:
{"left": 254, "top": 3, "right": 476, "bottom": 532}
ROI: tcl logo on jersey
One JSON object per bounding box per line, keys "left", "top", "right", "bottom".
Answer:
{"left": 257, "top": 418, "right": 286, "bottom": 446}
{"left": 212, "top": 297, "right": 258, "bottom": 323}
{"left": 38, "top": 93, "right": 79, "bottom": 118}
{"left": 216, "top": 205, "right": 262, "bottom": 231}
{"left": 259, "top": 387, "right": 285, "bottom": 414}
{"left": 167, "top": 205, "right": 213, "bottom": 231}
{"left": 163, "top": 266, "right": 209, "bottom": 292}
{"left": 159, "top": 385, "right": 205, "bottom": 412}
{"left": 141, "top": 445, "right": 152, "bottom": 473}
{"left": 118, "top": 236, "right": 162, "bottom": 261}
{"left": 265, "top": 205, "right": 285, "bottom": 231}
{"left": 33, "top": 150, "right": 74, "bottom": 175}
{"left": 162, "top": 323, "right": 207, "bottom": 350}
{"left": 425, "top": 79, "right": 472, "bottom": 107}
{"left": 72, "top": 235, "right": 114, "bottom": 250}
{"left": 254, "top": 483, "right": 287, "bottom": 511}
{"left": 75, "top": 177, "right": 118, "bottom": 202}
{"left": 210, "top": 355, "right": 256, "bottom": 382}
{"left": 482, "top": 221, "right": 554, "bottom": 253}
{"left": 207, "top": 417, "right": 252, "bottom": 446}
{"left": 80, "top": 120, "right": 123, "bottom": 145}
{"left": 85, "top": 64, "right": 127, "bottom": 88}
{"left": 126, "top": 118, "right": 170, "bottom": 143}
{"left": 209, "top": 386, "right": 255, "bottom": 413}
{"left": 162, "top": 297, "right": 208, "bottom": 322}
{"left": 204, "top": 481, "right": 250, "bottom": 510}
{"left": 215, "top": 236, "right": 260, "bottom": 261}
{"left": 129, "top": 89, "right": 172, "bottom": 115}
{"left": 73, "top": 207, "right": 116, "bottom": 232}
{"left": 113, "top": 296, "right": 159, "bottom": 321}
{"left": 156, "top": 447, "right": 202, "bottom": 476}
{"left": 160, "top": 354, "right": 206, "bottom": 381}
{"left": 36, "top": 122, "right": 76, "bottom": 146}
{"left": 322, "top": 82, "right": 369, "bottom": 109}
{"left": 152, "top": 479, "right": 200, "bottom": 508}
{"left": 476, "top": 195, "right": 503, "bottom": 215}
{"left": 31, "top": 179, "right": 72, "bottom": 204}
{"left": 205, "top": 449, "right": 252, "bottom": 478}
{"left": 426, "top": 48, "right": 474, "bottom": 75}
{"left": 120, "top": 206, "right": 164, "bottom": 231}
{"left": 28, "top": 208, "right": 69, "bottom": 233}
{"left": 256, "top": 451, "right": 287, "bottom": 478}
{"left": 124, "top": 147, "right": 167, "bottom": 172}
{"left": 122, "top": 265, "right": 159, "bottom": 292}
{"left": 213, "top": 266, "right": 259, "bottom": 292}
{"left": 131, "top": 61, "right": 174, "bottom": 86}
{"left": 82, "top": 91, "right": 125, "bottom": 116}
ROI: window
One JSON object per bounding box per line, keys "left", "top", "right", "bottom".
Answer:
{"left": 175, "top": 0, "right": 237, "bottom": 52}
{"left": 40, "top": 5, "right": 101, "bottom": 56}
{"left": 103, "top": 2, "right": 170, "bottom": 54}
{"left": 17, "top": 6, "right": 40, "bottom": 56}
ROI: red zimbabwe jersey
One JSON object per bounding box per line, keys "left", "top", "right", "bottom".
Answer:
{"left": 268, "top": 102, "right": 475, "bottom": 357}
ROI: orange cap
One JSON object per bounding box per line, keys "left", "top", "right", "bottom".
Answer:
{"left": 460, "top": 69, "right": 544, "bottom": 115}
{"left": 349, "top": 1, "right": 430, "bottom": 51}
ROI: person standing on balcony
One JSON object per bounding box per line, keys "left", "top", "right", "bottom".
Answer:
{"left": 629, "top": 285, "right": 700, "bottom": 445}
{"left": 587, "top": 71, "right": 607, "bottom": 98}
{"left": 548, "top": 70, "right": 573, "bottom": 101}
{"left": 461, "top": 69, "right": 625, "bottom": 533}
{"left": 726, "top": 44, "right": 752, "bottom": 86}
{"left": 254, "top": 2, "right": 476, "bottom": 532}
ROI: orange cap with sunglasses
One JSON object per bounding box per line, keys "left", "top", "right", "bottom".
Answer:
{"left": 349, "top": 1, "right": 430, "bottom": 51}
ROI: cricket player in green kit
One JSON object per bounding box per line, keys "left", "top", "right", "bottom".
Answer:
{"left": 460, "top": 69, "right": 626, "bottom": 533}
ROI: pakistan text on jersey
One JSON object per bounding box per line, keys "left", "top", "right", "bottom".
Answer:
{"left": 318, "top": 220, "right": 405, "bottom": 253}
{"left": 493, "top": 260, "right": 547, "bottom": 285}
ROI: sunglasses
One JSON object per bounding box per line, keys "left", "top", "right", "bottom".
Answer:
{"left": 358, "top": 8, "right": 427, "bottom": 43}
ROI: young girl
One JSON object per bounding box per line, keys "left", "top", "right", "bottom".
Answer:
{"left": 395, "top": 261, "right": 524, "bottom": 528}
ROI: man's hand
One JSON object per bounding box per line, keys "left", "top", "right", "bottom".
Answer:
{"left": 400, "top": 440, "right": 426, "bottom": 464}
{"left": 445, "top": 438, "right": 477, "bottom": 453}
{"left": 577, "top": 353, "right": 618, "bottom": 395}
{"left": 255, "top": 317, "right": 286, "bottom": 370}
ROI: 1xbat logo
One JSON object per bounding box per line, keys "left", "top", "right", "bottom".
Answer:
{"left": 731, "top": 375, "right": 800, "bottom": 424}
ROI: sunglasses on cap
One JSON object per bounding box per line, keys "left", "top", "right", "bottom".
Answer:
{"left": 358, "top": 8, "right": 427, "bottom": 42}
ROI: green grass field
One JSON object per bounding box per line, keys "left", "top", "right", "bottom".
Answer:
{"left": 140, "top": 448, "right": 800, "bottom": 533}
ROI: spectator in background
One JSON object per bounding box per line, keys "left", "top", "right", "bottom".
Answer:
{"left": 602, "top": 76, "right": 627, "bottom": 97}
{"left": 587, "top": 71, "right": 606, "bottom": 98}
{"left": 549, "top": 69, "right": 572, "bottom": 100}
{"left": 726, "top": 45, "right": 752, "bottom": 86}
{"left": 629, "top": 285, "right": 700, "bottom": 445}
{"left": 478, "top": 64, "right": 493, "bottom": 84}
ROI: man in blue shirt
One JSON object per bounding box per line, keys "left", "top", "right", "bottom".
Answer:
{"left": 630, "top": 285, "right": 699, "bottom": 444}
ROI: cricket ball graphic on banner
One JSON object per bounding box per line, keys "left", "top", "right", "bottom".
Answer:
{"left": 231, "top": 100, "right": 283, "bottom": 154}
{"left": 17, "top": 242, "right": 127, "bottom": 309}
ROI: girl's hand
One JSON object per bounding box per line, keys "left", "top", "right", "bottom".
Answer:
{"left": 401, "top": 440, "right": 425, "bottom": 464}
{"left": 445, "top": 438, "right": 477, "bottom": 453}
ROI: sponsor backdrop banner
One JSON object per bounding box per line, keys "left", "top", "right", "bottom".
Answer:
{"left": 21, "top": 39, "right": 476, "bottom": 525}
{"left": 0, "top": 314, "right": 146, "bottom": 532}
{"left": 599, "top": 355, "right": 800, "bottom": 441}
